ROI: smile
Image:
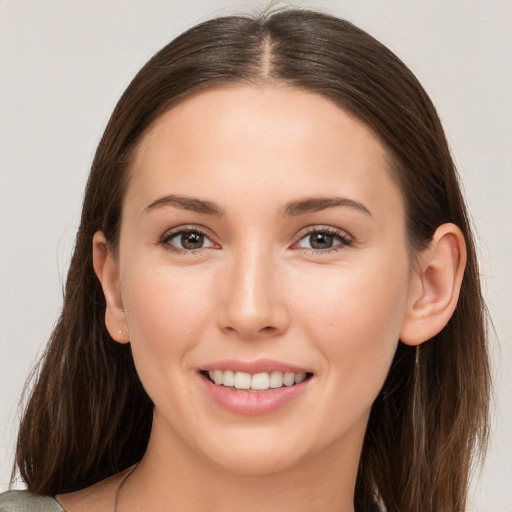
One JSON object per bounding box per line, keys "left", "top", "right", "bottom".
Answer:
{"left": 205, "top": 370, "right": 310, "bottom": 391}
{"left": 199, "top": 363, "right": 314, "bottom": 415}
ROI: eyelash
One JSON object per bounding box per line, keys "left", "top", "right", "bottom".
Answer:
{"left": 293, "top": 226, "right": 354, "bottom": 254}
{"left": 160, "top": 226, "right": 216, "bottom": 255}
{"left": 160, "top": 226, "right": 354, "bottom": 255}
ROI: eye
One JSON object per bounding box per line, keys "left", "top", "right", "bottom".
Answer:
{"left": 295, "top": 228, "right": 353, "bottom": 252}
{"left": 162, "top": 228, "right": 216, "bottom": 252}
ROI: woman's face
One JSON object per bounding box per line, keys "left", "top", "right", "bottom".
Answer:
{"left": 114, "top": 85, "right": 415, "bottom": 473}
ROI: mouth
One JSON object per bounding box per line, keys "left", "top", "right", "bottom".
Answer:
{"left": 198, "top": 359, "right": 314, "bottom": 415}
{"left": 200, "top": 369, "right": 314, "bottom": 391}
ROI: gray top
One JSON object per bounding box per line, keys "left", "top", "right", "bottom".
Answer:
{"left": 0, "top": 491, "right": 65, "bottom": 512}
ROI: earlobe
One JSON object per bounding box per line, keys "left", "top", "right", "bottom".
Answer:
{"left": 92, "top": 231, "right": 130, "bottom": 344}
{"left": 400, "top": 223, "right": 466, "bottom": 346}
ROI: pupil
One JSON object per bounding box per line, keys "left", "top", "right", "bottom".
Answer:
{"left": 310, "top": 232, "right": 333, "bottom": 249}
{"left": 181, "top": 232, "right": 204, "bottom": 249}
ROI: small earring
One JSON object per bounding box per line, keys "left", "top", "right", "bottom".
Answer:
{"left": 118, "top": 330, "right": 122, "bottom": 334}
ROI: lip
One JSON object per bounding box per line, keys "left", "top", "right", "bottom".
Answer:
{"left": 198, "top": 359, "right": 313, "bottom": 416}
{"left": 200, "top": 358, "right": 311, "bottom": 374}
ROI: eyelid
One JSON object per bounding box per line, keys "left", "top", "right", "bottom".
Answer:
{"left": 158, "top": 224, "right": 353, "bottom": 254}
{"left": 160, "top": 224, "right": 219, "bottom": 252}
{"left": 291, "top": 225, "right": 354, "bottom": 252}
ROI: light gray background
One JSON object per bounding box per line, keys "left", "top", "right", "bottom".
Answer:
{"left": 1, "top": 1, "right": 510, "bottom": 510}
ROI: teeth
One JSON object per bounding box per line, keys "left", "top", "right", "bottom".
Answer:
{"left": 222, "top": 370, "right": 235, "bottom": 387}
{"left": 269, "top": 371, "right": 283, "bottom": 388}
{"left": 213, "top": 370, "right": 223, "bottom": 385}
{"left": 251, "top": 372, "right": 270, "bottom": 390}
{"left": 206, "top": 370, "right": 309, "bottom": 390}
{"left": 294, "top": 373, "right": 307, "bottom": 384}
{"left": 283, "top": 372, "right": 295, "bottom": 386}
{"left": 234, "top": 371, "right": 251, "bottom": 389}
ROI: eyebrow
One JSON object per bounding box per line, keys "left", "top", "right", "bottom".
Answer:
{"left": 144, "top": 194, "right": 371, "bottom": 218}
{"left": 144, "top": 194, "right": 225, "bottom": 216}
{"left": 283, "top": 197, "right": 372, "bottom": 217}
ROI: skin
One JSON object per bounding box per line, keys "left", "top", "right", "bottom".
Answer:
{"left": 58, "top": 85, "right": 466, "bottom": 512}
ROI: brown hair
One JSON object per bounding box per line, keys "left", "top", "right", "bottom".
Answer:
{"left": 14, "top": 8, "right": 490, "bottom": 511}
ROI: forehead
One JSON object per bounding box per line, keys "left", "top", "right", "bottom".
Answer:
{"left": 127, "top": 85, "right": 403, "bottom": 221}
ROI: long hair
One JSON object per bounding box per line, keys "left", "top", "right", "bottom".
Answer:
{"left": 14, "top": 9, "right": 490, "bottom": 511}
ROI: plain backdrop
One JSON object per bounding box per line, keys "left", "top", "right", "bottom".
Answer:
{"left": 0, "top": 1, "right": 511, "bottom": 510}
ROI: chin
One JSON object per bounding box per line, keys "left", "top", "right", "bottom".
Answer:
{"left": 204, "top": 439, "right": 307, "bottom": 475}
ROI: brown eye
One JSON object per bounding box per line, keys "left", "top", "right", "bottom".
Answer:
{"left": 296, "top": 228, "right": 353, "bottom": 252}
{"left": 163, "top": 229, "right": 216, "bottom": 252}
{"left": 180, "top": 231, "right": 205, "bottom": 249}
{"left": 309, "top": 232, "right": 334, "bottom": 249}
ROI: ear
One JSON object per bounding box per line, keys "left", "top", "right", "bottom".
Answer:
{"left": 92, "top": 231, "right": 130, "bottom": 344}
{"left": 400, "top": 223, "right": 467, "bottom": 346}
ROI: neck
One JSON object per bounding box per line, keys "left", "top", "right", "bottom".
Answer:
{"left": 120, "top": 415, "right": 364, "bottom": 512}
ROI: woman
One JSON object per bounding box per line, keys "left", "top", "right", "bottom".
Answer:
{"left": 0, "top": 8, "right": 490, "bottom": 512}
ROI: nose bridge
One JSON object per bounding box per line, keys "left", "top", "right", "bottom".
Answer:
{"left": 219, "top": 240, "right": 288, "bottom": 338}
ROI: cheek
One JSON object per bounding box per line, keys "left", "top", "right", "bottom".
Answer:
{"left": 297, "top": 255, "right": 410, "bottom": 398}
{"left": 120, "top": 264, "right": 215, "bottom": 388}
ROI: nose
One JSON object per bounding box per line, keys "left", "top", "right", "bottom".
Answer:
{"left": 217, "top": 245, "right": 290, "bottom": 340}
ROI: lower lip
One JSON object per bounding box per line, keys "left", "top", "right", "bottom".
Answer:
{"left": 200, "top": 373, "right": 312, "bottom": 416}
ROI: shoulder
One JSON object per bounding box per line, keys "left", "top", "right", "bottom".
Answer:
{"left": 56, "top": 470, "right": 127, "bottom": 512}
{"left": 0, "top": 491, "right": 65, "bottom": 512}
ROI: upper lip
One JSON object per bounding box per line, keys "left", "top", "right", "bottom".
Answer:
{"left": 200, "top": 358, "right": 311, "bottom": 375}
